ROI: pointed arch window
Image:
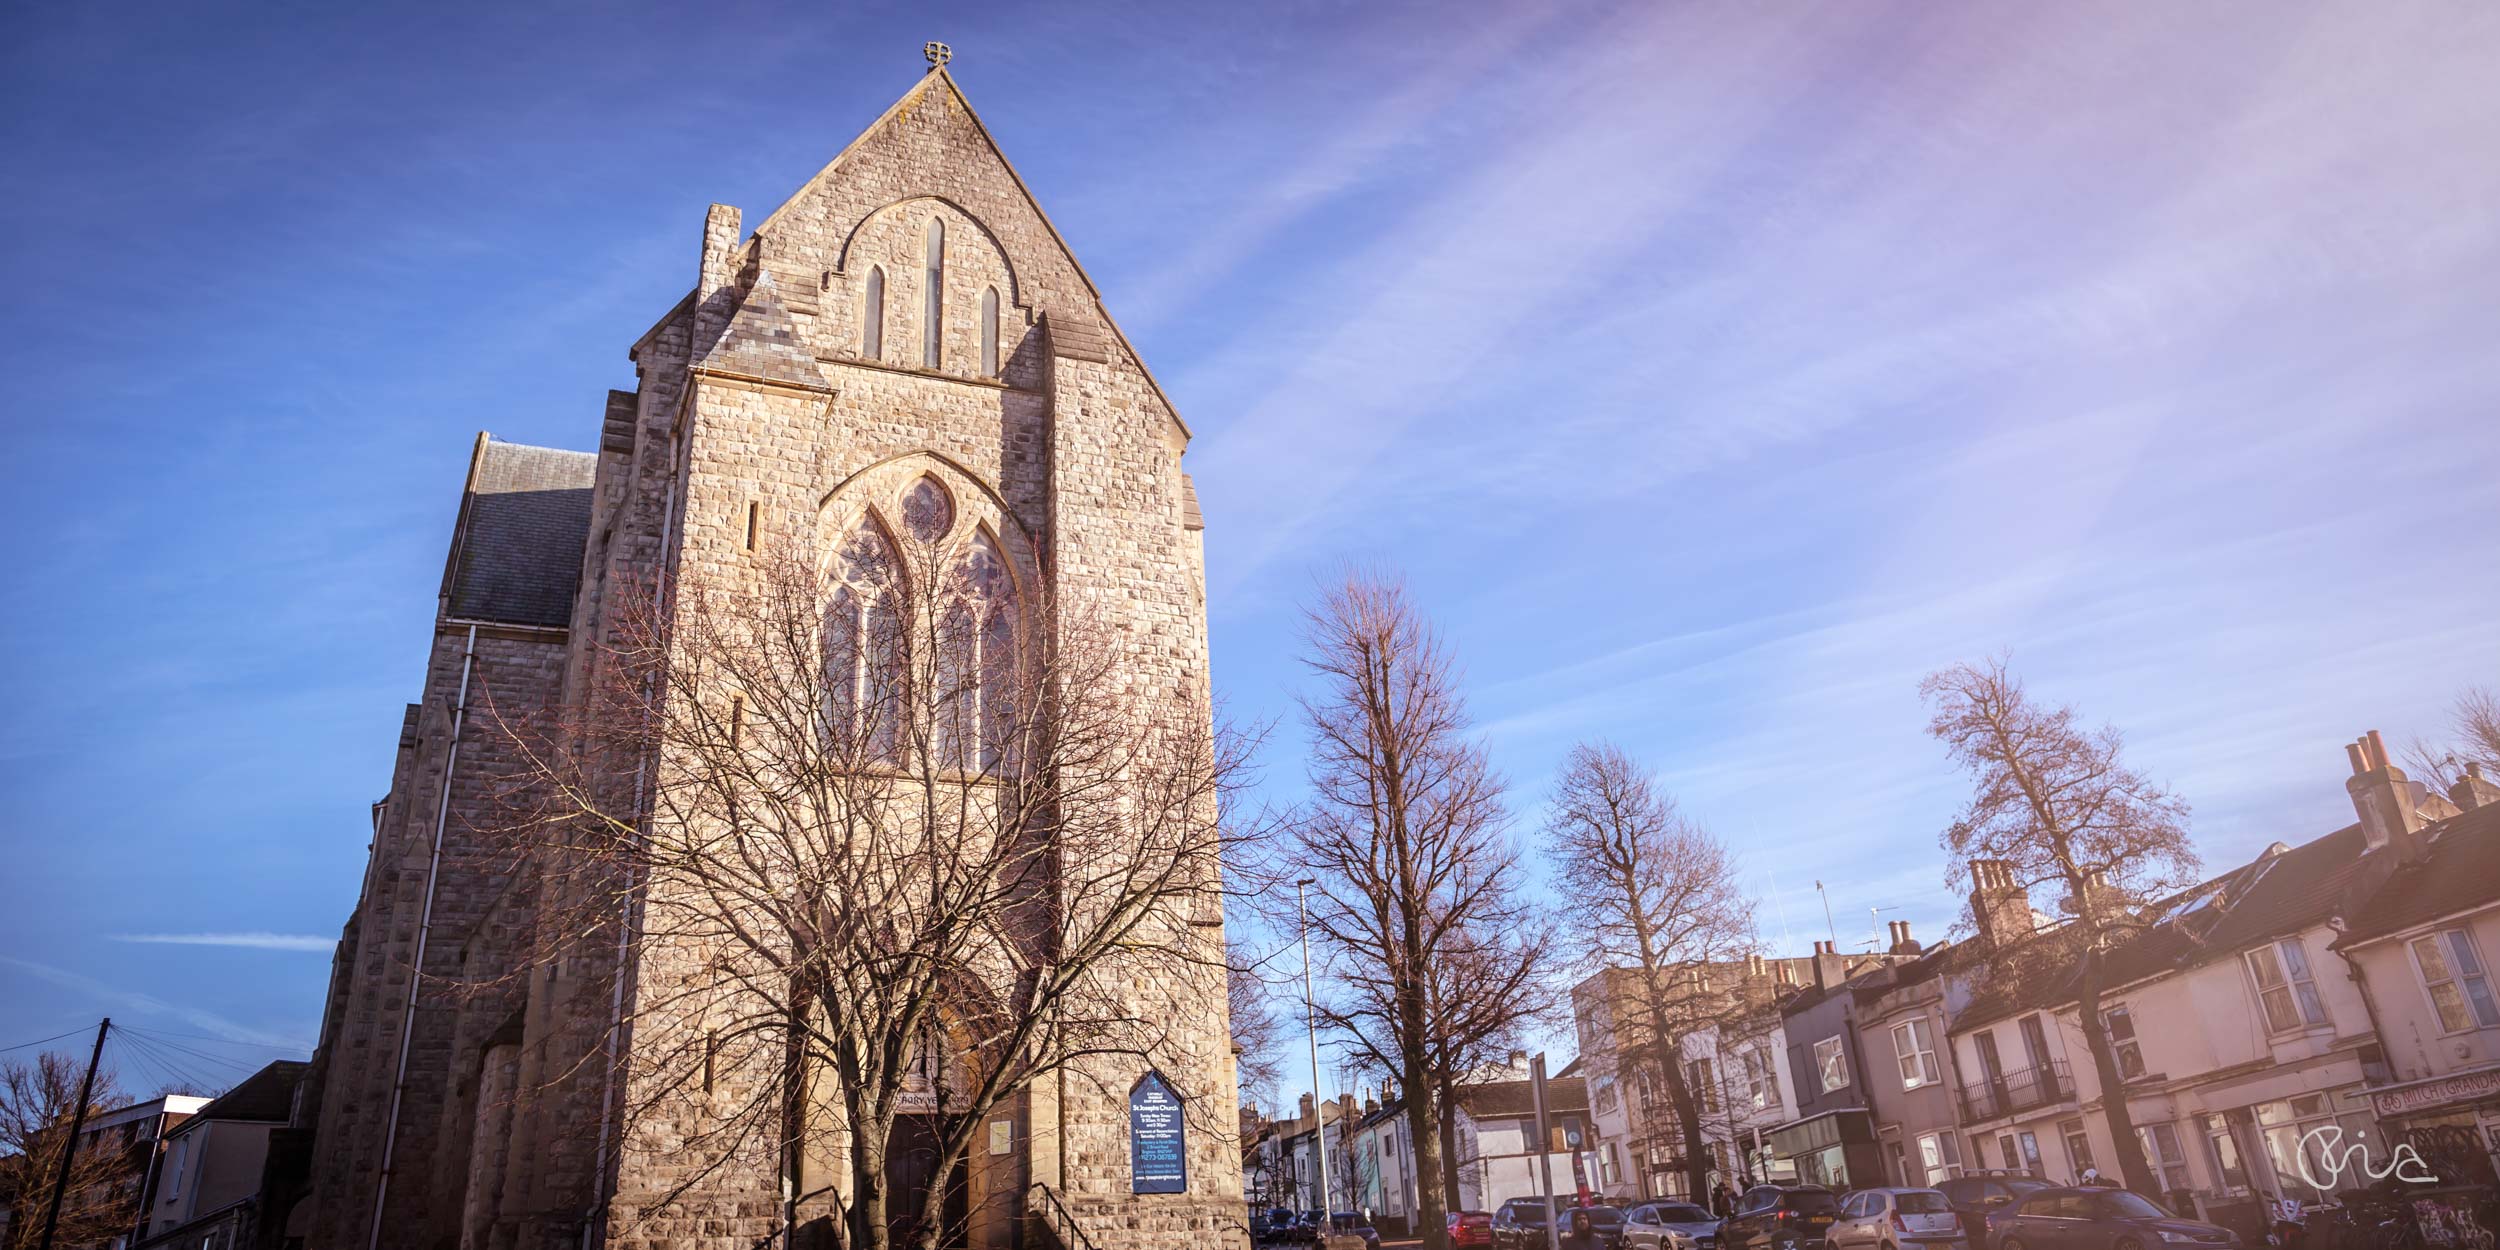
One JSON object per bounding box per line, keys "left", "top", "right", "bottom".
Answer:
{"left": 923, "top": 218, "right": 945, "bottom": 369}
{"left": 941, "top": 532, "right": 1019, "bottom": 772}
{"left": 824, "top": 520, "right": 905, "bottom": 760}
{"left": 980, "top": 287, "right": 1000, "bottom": 376}
{"left": 861, "top": 266, "right": 885, "bottom": 359}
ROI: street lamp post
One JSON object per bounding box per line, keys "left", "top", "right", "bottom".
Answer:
{"left": 1297, "top": 879, "right": 1335, "bottom": 1240}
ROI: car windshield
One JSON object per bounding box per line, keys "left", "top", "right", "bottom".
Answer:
{"left": 1786, "top": 1192, "right": 1839, "bottom": 1215}
{"left": 1658, "top": 1205, "right": 1713, "bottom": 1222}
{"left": 2100, "top": 1193, "right": 2172, "bottom": 1220}
{"left": 1586, "top": 1208, "right": 1624, "bottom": 1221}
{"left": 1898, "top": 1193, "right": 1952, "bottom": 1214}
{"left": 2002, "top": 1179, "right": 2053, "bottom": 1197}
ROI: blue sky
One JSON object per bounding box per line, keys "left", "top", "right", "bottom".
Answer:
{"left": 2, "top": 1, "right": 2496, "bottom": 1083}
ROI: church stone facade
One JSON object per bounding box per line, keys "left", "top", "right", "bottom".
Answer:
{"left": 297, "top": 68, "right": 1241, "bottom": 1250}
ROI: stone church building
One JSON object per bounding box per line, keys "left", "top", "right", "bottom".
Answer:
{"left": 294, "top": 65, "right": 1242, "bottom": 1250}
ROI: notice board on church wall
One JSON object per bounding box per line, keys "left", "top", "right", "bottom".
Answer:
{"left": 1130, "top": 1072, "right": 1187, "bottom": 1194}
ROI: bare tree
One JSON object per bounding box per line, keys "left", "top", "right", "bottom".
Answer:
{"left": 1276, "top": 571, "right": 1546, "bottom": 1250}
{"left": 492, "top": 511, "right": 1247, "bottom": 1250}
{"left": 1544, "top": 742, "right": 1757, "bottom": 1201}
{"left": 1227, "top": 947, "right": 1290, "bottom": 1116}
{"left": 1921, "top": 658, "right": 2197, "bottom": 1199}
{"left": 0, "top": 1052, "right": 133, "bottom": 1250}
{"left": 2403, "top": 683, "right": 2500, "bottom": 792}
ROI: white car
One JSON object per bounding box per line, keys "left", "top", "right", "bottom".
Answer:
{"left": 1623, "top": 1201, "right": 1723, "bottom": 1250}
{"left": 1829, "top": 1189, "right": 1967, "bottom": 1250}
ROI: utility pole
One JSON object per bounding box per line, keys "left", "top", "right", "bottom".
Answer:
{"left": 37, "top": 1017, "right": 110, "bottom": 1250}
{"left": 1529, "top": 1053, "right": 1561, "bottom": 1250}
{"left": 1296, "top": 879, "right": 1335, "bottom": 1239}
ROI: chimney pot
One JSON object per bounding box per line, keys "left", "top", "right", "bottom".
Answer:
{"left": 2346, "top": 729, "right": 2425, "bottom": 856}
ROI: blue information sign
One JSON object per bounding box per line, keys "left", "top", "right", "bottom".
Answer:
{"left": 1129, "top": 1072, "right": 1187, "bottom": 1194}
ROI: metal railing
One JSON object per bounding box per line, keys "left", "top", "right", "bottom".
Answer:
{"left": 1024, "top": 1182, "right": 1106, "bottom": 1250}
{"left": 1957, "top": 1061, "right": 2071, "bottom": 1122}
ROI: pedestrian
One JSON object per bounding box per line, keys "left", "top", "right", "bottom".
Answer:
{"left": 1713, "top": 1180, "right": 1736, "bottom": 1217}
{"left": 1560, "top": 1207, "right": 1604, "bottom": 1250}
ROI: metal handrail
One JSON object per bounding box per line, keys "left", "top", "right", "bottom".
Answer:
{"left": 1024, "top": 1182, "right": 1107, "bottom": 1250}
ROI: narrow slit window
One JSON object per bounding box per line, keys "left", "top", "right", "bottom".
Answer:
{"left": 923, "top": 218, "right": 944, "bottom": 368}
{"left": 743, "top": 501, "right": 760, "bottom": 552}
{"left": 862, "top": 266, "right": 884, "bottom": 359}
{"left": 980, "top": 286, "right": 999, "bottom": 375}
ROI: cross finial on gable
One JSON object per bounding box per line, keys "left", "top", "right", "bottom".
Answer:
{"left": 924, "top": 41, "right": 951, "bottom": 72}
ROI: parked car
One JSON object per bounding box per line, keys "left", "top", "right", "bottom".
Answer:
{"left": 1494, "top": 1198, "right": 1559, "bottom": 1249}
{"left": 1325, "top": 1212, "right": 1384, "bottom": 1250}
{"left": 1564, "top": 1205, "right": 1629, "bottom": 1248}
{"left": 1719, "top": 1185, "right": 1841, "bottom": 1250}
{"left": 1989, "top": 1188, "right": 2237, "bottom": 1250}
{"left": 1625, "top": 1201, "right": 1724, "bottom": 1250}
{"left": 1936, "top": 1175, "right": 2054, "bottom": 1249}
{"left": 1449, "top": 1210, "right": 1497, "bottom": 1248}
{"left": 1830, "top": 1188, "right": 1967, "bottom": 1250}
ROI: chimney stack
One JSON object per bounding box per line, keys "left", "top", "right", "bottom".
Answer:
{"left": 1812, "top": 940, "right": 1846, "bottom": 990}
{"left": 1888, "top": 920, "right": 1920, "bottom": 955}
{"left": 1299, "top": 1092, "right": 1314, "bottom": 1122}
{"left": 2346, "top": 730, "right": 2427, "bottom": 859}
{"left": 1970, "top": 859, "right": 2033, "bottom": 949}
{"left": 2452, "top": 762, "right": 2500, "bottom": 812}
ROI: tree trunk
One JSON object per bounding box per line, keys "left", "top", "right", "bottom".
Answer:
{"left": 852, "top": 1116, "right": 892, "bottom": 1250}
{"left": 2076, "top": 958, "right": 2158, "bottom": 1197}
{"left": 1406, "top": 1057, "right": 1450, "bottom": 1250}
{"left": 1661, "top": 1050, "right": 1711, "bottom": 1202}
{"left": 1437, "top": 1074, "right": 1463, "bottom": 1221}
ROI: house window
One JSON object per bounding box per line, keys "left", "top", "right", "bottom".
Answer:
{"left": 2061, "top": 1119, "right": 2094, "bottom": 1178}
{"left": 922, "top": 218, "right": 945, "bottom": 368}
{"left": 1916, "top": 1131, "right": 1963, "bottom": 1185}
{"left": 1997, "top": 1134, "right": 2018, "bottom": 1170}
{"left": 2245, "top": 938, "right": 2330, "bottom": 1031}
{"left": 1603, "top": 1142, "right": 1622, "bottom": 1185}
{"left": 2135, "top": 1122, "right": 2192, "bottom": 1194}
{"left": 2409, "top": 929, "right": 2500, "bottom": 1033}
{"left": 2200, "top": 1113, "right": 2249, "bottom": 1192}
{"left": 980, "top": 286, "right": 1000, "bottom": 375}
{"left": 1813, "top": 1036, "right": 1849, "bottom": 1093}
{"left": 2104, "top": 1006, "right": 2145, "bottom": 1078}
{"left": 1688, "top": 1058, "right": 1719, "bottom": 1112}
{"left": 1742, "top": 1047, "right": 1772, "bottom": 1110}
{"left": 1891, "top": 1017, "right": 1939, "bottom": 1090}
{"left": 862, "top": 265, "right": 885, "bottom": 358}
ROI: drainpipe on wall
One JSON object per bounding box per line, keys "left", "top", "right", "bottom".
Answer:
{"left": 369, "top": 623, "right": 478, "bottom": 1250}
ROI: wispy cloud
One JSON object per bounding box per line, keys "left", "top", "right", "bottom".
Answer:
{"left": 0, "top": 957, "right": 312, "bottom": 1051}
{"left": 112, "top": 932, "right": 334, "bottom": 953}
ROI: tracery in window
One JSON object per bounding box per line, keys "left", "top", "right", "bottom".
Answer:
{"left": 862, "top": 265, "right": 885, "bottom": 359}
{"left": 824, "top": 519, "right": 904, "bottom": 758}
{"left": 923, "top": 218, "right": 945, "bottom": 368}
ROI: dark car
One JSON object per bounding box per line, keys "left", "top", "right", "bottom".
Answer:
{"left": 1560, "top": 1206, "right": 1630, "bottom": 1248}
{"left": 1719, "top": 1185, "right": 1841, "bottom": 1250}
{"left": 1495, "top": 1199, "right": 1560, "bottom": 1249}
{"left": 1317, "top": 1213, "right": 1383, "bottom": 1249}
{"left": 1990, "top": 1188, "right": 2237, "bottom": 1250}
{"left": 1935, "top": 1176, "right": 2055, "bottom": 1249}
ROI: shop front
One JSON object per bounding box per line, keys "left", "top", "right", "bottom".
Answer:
{"left": 2363, "top": 1065, "right": 2500, "bottom": 1249}
{"left": 1765, "top": 1110, "right": 1883, "bottom": 1191}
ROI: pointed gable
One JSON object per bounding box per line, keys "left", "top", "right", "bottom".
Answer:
{"left": 694, "top": 269, "right": 825, "bottom": 390}
{"left": 734, "top": 70, "right": 1189, "bottom": 440}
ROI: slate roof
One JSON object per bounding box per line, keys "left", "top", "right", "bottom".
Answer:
{"left": 1950, "top": 819, "right": 2377, "bottom": 1031}
{"left": 696, "top": 270, "right": 825, "bottom": 389}
{"left": 185, "top": 1060, "right": 307, "bottom": 1125}
{"left": 2334, "top": 801, "right": 2500, "bottom": 946}
{"left": 444, "top": 437, "right": 597, "bottom": 628}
